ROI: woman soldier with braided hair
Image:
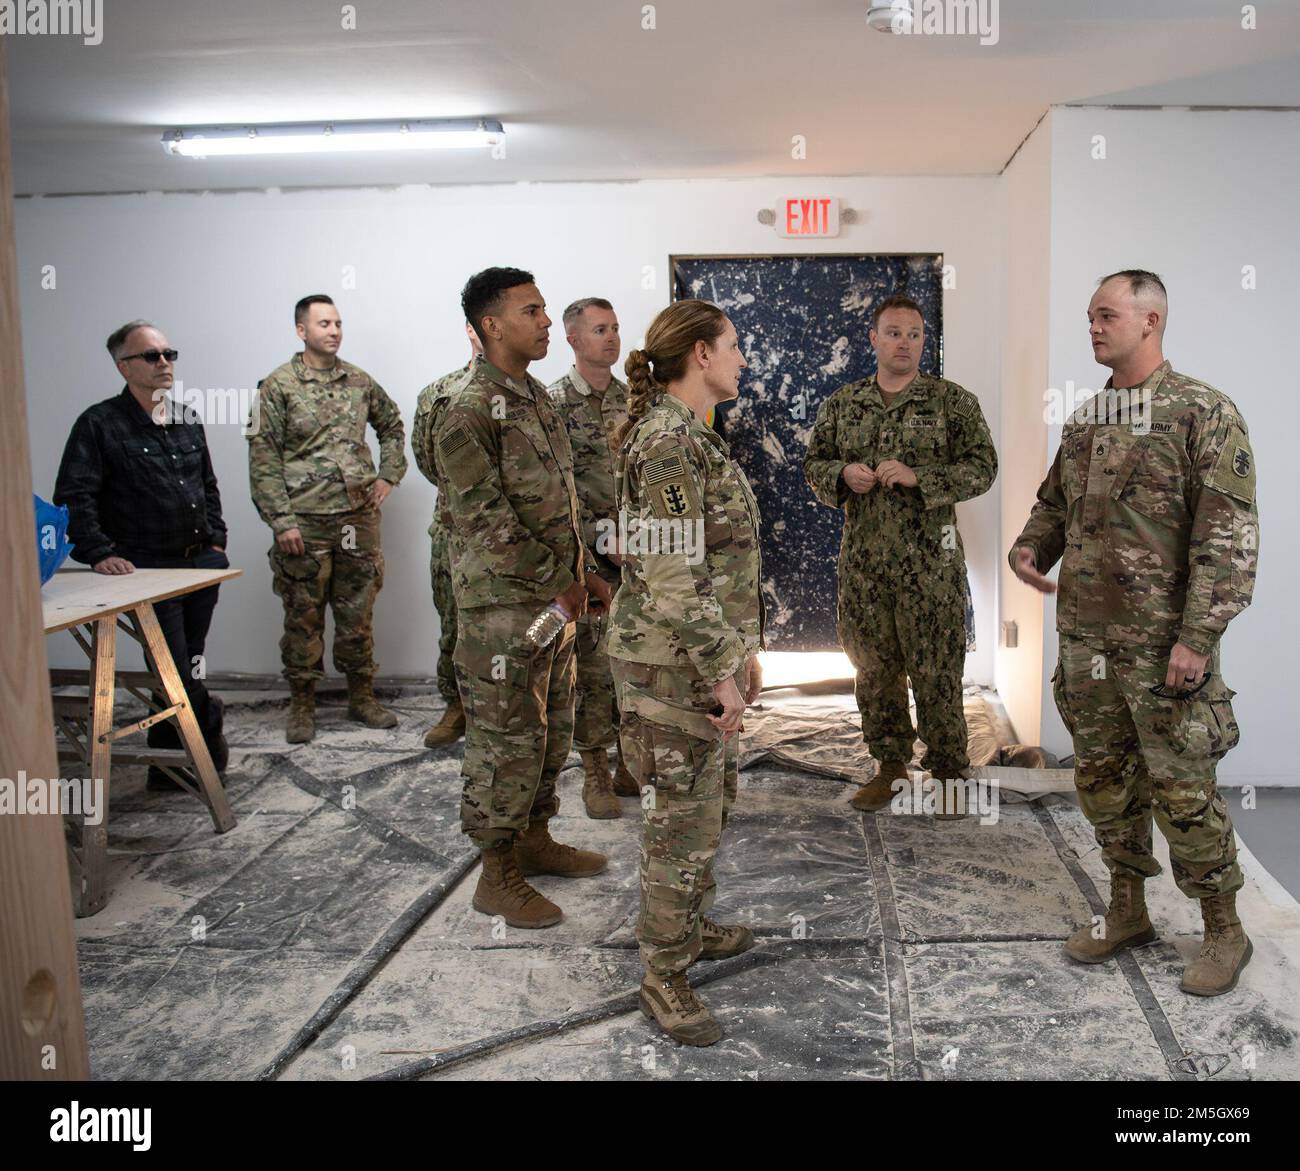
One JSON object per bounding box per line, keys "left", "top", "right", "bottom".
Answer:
{"left": 606, "top": 299, "right": 765, "bottom": 1046}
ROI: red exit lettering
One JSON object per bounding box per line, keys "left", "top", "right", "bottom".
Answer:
{"left": 781, "top": 197, "right": 836, "bottom": 236}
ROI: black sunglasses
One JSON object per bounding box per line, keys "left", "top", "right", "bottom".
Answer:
{"left": 121, "top": 348, "right": 179, "bottom": 365}
{"left": 1149, "top": 674, "right": 1212, "bottom": 701}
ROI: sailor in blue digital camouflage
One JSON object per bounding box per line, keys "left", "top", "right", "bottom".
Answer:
{"left": 433, "top": 268, "right": 612, "bottom": 932}
{"left": 412, "top": 321, "right": 481, "bottom": 749}
{"left": 1011, "top": 270, "right": 1259, "bottom": 997}
{"left": 548, "top": 297, "right": 640, "bottom": 818}
{"left": 607, "top": 300, "right": 763, "bottom": 1047}
{"left": 804, "top": 294, "right": 996, "bottom": 816}
{"left": 248, "top": 294, "right": 406, "bottom": 743}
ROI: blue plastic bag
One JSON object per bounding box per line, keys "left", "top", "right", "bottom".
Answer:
{"left": 35, "top": 494, "right": 73, "bottom": 584}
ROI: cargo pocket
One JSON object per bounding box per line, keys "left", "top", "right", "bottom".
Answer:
{"left": 1051, "top": 661, "right": 1077, "bottom": 735}
{"left": 618, "top": 708, "right": 706, "bottom": 796}
{"left": 270, "top": 547, "right": 322, "bottom": 582}
{"left": 645, "top": 721, "right": 702, "bottom": 795}
{"left": 617, "top": 712, "right": 653, "bottom": 794}
{"left": 489, "top": 648, "right": 540, "bottom": 736}
{"left": 268, "top": 547, "right": 324, "bottom": 608}
{"left": 460, "top": 755, "right": 511, "bottom": 822}
{"left": 1171, "top": 678, "right": 1240, "bottom": 760}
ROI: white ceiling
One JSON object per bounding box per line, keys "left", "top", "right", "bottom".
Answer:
{"left": 7, "top": 0, "right": 1300, "bottom": 196}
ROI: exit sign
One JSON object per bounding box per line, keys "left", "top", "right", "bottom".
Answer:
{"left": 778, "top": 196, "right": 840, "bottom": 238}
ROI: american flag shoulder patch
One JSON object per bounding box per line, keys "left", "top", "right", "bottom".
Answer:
{"left": 439, "top": 426, "right": 471, "bottom": 457}
{"left": 643, "top": 453, "right": 686, "bottom": 485}
{"left": 951, "top": 389, "right": 978, "bottom": 420}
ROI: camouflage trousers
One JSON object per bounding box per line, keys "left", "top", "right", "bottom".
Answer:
{"left": 611, "top": 659, "right": 739, "bottom": 977}
{"left": 573, "top": 603, "right": 619, "bottom": 751}
{"left": 838, "top": 566, "right": 969, "bottom": 775}
{"left": 269, "top": 508, "right": 384, "bottom": 685}
{"left": 1054, "top": 636, "right": 1243, "bottom": 899}
{"left": 455, "top": 602, "right": 576, "bottom": 849}
{"left": 428, "top": 519, "right": 459, "bottom": 704}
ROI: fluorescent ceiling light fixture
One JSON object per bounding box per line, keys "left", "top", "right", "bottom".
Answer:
{"left": 162, "top": 118, "right": 503, "bottom": 158}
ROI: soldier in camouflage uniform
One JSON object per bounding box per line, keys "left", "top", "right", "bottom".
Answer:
{"left": 248, "top": 294, "right": 407, "bottom": 742}
{"left": 548, "top": 297, "right": 641, "bottom": 818}
{"left": 1012, "top": 270, "right": 1259, "bottom": 996}
{"left": 412, "top": 322, "right": 482, "bottom": 749}
{"left": 434, "top": 268, "right": 612, "bottom": 931}
{"left": 805, "top": 294, "right": 997, "bottom": 817}
{"left": 607, "top": 300, "right": 764, "bottom": 1047}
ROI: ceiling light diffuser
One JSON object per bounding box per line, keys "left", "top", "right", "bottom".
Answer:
{"left": 162, "top": 119, "right": 504, "bottom": 158}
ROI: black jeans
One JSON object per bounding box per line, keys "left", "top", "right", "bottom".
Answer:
{"left": 116, "top": 544, "right": 228, "bottom": 748}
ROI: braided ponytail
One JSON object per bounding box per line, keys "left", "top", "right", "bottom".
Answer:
{"left": 612, "top": 300, "right": 728, "bottom": 452}
{"left": 613, "top": 349, "right": 663, "bottom": 450}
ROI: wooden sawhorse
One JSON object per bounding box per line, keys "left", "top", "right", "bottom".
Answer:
{"left": 43, "top": 568, "right": 241, "bottom": 916}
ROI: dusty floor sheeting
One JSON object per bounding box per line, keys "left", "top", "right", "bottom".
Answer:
{"left": 73, "top": 686, "right": 1300, "bottom": 1081}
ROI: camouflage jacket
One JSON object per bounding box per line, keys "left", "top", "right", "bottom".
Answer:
{"left": 434, "top": 357, "right": 591, "bottom": 610}
{"left": 412, "top": 360, "right": 476, "bottom": 537}
{"left": 548, "top": 365, "right": 629, "bottom": 584}
{"left": 804, "top": 371, "right": 997, "bottom": 573}
{"left": 607, "top": 393, "right": 765, "bottom": 683}
{"left": 1011, "top": 361, "right": 1259, "bottom": 656}
{"left": 248, "top": 354, "right": 407, "bottom": 532}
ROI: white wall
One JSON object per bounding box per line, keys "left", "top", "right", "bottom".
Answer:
{"left": 16, "top": 174, "right": 1003, "bottom": 682}
{"left": 1038, "top": 107, "right": 1300, "bottom": 784}
{"left": 996, "top": 112, "right": 1054, "bottom": 749}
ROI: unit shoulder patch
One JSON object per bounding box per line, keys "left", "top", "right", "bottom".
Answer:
{"left": 1205, "top": 428, "right": 1256, "bottom": 505}
{"left": 640, "top": 450, "right": 699, "bottom": 519}
{"left": 656, "top": 482, "right": 692, "bottom": 517}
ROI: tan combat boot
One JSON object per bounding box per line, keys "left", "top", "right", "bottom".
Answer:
{"left": 580, "top": 750, "right": 622, "bottom": 819}
{"left": 699, "top": 918, "right": 756, "bottom": 961}
{"left": 515, "top": 820, "right": 608, "bottom": 878}
{"left": 470, "top": 841, "right": 563, "bottom": 929}
{"left": 423, "top": 697, "right": 465, "bottom": 748}
{"left": 1063, "top": 872, "right": 1157, "bottom": 963}
{"left": 286, "top": 681, "right": 316, "bottom": 744}
{"left": 1181, "top": 893, "right": 1253, "bottom": 996}
{"left": 850, "top": 760, "right": 908, "bottom": 812}
{"left": 346, "top": 675, "right": 398, "bottom": 729}
{"left": 640, "top": 970, "right": 722, "bottom": 1046}
{"left": 612, "top": 743, "right": 641, "bottom": 798}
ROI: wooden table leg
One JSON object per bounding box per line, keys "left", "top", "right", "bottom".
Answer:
{"left": 133, "top": 602, "right": 236, "bottom": 833}
{"left": 78, "top": 616, "right": 117, "bottom": 917}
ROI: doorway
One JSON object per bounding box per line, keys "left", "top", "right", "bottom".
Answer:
{"left": 671, "top": 253, "right": 946, "bottom": 652}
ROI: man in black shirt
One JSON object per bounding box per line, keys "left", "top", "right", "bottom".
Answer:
{"left": 54, "top": 320, "right": 230, "bottom": 791}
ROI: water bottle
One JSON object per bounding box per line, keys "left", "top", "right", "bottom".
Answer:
{"left": 525, "top": 601, "right": 572, "bottom": 648}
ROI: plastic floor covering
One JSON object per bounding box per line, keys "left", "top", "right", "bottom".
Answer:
{"left": 71, "top": 686, "right": 1300, "bottom": 1082}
